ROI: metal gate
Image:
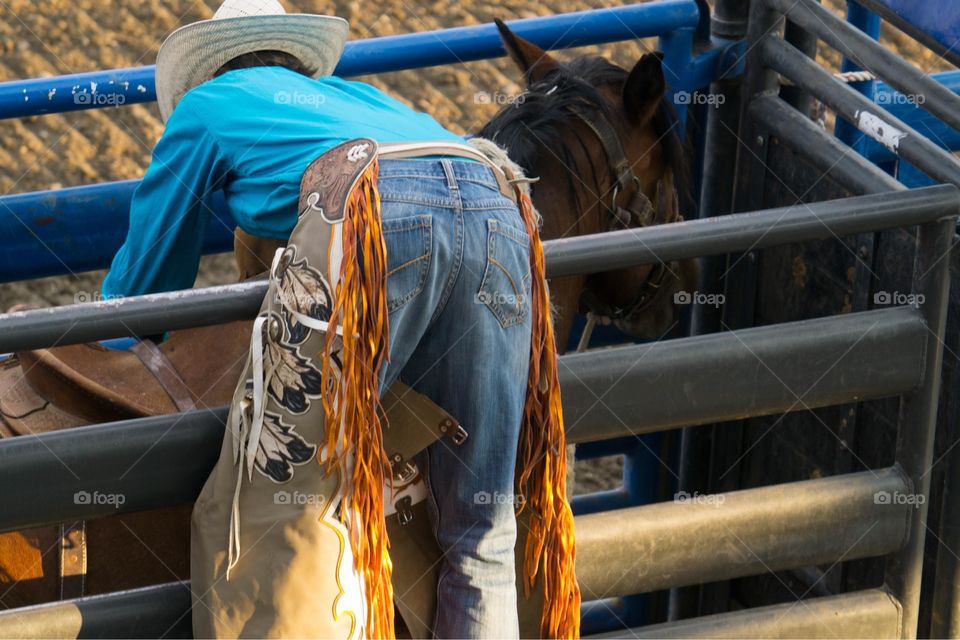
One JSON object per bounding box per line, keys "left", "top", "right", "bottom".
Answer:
{"left": 684, "top": 0, "right": 960, "bottom": 637}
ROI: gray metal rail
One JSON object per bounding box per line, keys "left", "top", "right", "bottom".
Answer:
{"left": 0, "top": 586, "right": 904, "bottom": 640}
{"left": 0, "top": 305, "right": 926, "bottom": 531}
{"left": 545, "top": 185, "right": 955, "bottom": 276}
{"left": 590, "top": 589, "right": 901, "bottom": 639}
{"left": 0, "top": 186, "right": 953, "bottom": 354}
{"left": 764, "top": 0, "right": 960, "bottom": 135}
{"left": 761, "top": 36, "right": 960, "bottom": 189}
{"left": 747, "top": 95, "right": 904, "bottom": 195}
{"left": 0, "top": 408, "right": 226, "bottom": 531}
{"left": 575, "top": 468, "right": 910, "bottom": 598}
{"left": 0, "top": 583, "right": 192, "bottom": 639}
{"left": 564, "top": 306, "right": 925, "bottom": 442}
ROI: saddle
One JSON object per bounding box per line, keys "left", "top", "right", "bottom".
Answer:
{"left": 0, "top": 321, "right": 251, "bottom": 437}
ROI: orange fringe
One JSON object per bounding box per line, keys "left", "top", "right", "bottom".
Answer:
{"left": 515, "top": 189, "right": 582, "bottom": 639}
{"left": 320, "top": 158, "right": 395, "bottom": 640}
{"left": 318, "top": 161, "right": 578, "bottom": 639}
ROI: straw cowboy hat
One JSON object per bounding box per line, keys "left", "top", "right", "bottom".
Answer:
{"left": 155, "top": 0, "right": 349, "bottom": 121}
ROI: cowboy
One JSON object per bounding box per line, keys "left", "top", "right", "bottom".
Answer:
{"left": 103, "top": 1, "right": 577, "bottom": 637}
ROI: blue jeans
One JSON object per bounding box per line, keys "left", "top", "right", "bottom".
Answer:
{"left": 376, "top": 158, "right": 532, "bottom": 638}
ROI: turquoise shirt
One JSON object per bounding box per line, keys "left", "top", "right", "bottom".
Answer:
{"left": 102, "top": 66, "right": 468, "bottom": 297}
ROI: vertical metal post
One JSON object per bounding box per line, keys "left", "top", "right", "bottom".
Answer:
{"left": 674, "top": 0, "right": 750, "bottom": 622}
{"left": 699, "top": 0, "right": 784, "bottom": 616}
{"left": 779, "top": 5, "right": 820, "bottom": 118}
{"left": 885, "top": 218, "right": 954, "bottom": 639}
{"left": 931, "top": 432, "right": 960, "bottom": 637}
{"left": 623, "top": 435, "right": 668, "bottom": 627}
{"left": 832, "top": 1, "right": 888, "bottom": 602}
{"left": 725, "top": 0, "right": 782, "bottom": 314}
{"left": 690, "top": 59, "right": 744, "bottom": 332}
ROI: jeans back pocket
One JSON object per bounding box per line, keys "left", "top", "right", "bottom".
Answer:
{"left": 384, "top": 214, "right": 432, "bottom": 312}
{"left": 478, "top": 219, "right": 531, "bottom": 328}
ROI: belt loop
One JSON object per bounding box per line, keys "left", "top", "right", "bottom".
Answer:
{"left": 440, "top": 159, "right": 458, "bottom": 190}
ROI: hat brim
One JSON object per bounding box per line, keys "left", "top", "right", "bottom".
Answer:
{"left": 156, "top": 14, "right": 349, "bottom": 121}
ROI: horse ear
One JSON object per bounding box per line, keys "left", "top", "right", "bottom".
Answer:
{"left": 623, "top": 52, "right": 666, "bottom": 125}
{"left": 495, "top": 18, "right": 559, "bottom": 84}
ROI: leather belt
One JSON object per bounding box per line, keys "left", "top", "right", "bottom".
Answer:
{"left": 377, "top": 141, "right": 521, "bottom": 204}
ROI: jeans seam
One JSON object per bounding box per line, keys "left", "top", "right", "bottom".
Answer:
{"left": 379, "top": 195, "right": 459, "bottom": 208}
{"left": 428, "top": 192, "right": 464, "bottom": 327}
{"left": 441, "top": 159, "right": 458, "bottom": 190}
{"left": 420, "top": 445, "right": 448, "bottom": 635}
{"left": 461, "top": 201, "right": 521, "bottom": 211}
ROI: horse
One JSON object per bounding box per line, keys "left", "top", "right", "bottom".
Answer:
{"left": 0, "top": 21, "right": 693, "bottom": 622}
{"left": 481, "top": 19, "right": 697, "bottom": 351}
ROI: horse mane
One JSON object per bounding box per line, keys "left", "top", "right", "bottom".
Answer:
{"left": 477, "top": 55, "right": 690, "bottom": 210}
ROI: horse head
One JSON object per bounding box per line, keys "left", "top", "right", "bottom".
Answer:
{"left": 479, "top": 20, "right": 699, "bottom": 349}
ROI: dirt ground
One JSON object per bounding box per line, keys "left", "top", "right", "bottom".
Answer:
{"left": 0, "top": 0, "right": 953, "bottom": 492}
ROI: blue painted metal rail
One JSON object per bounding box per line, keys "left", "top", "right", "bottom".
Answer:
{"left": 0, "top": 2, "right": 699, "bottom": 120}
{"left": 858, "top": 0, "right": 960, "bottom": 68}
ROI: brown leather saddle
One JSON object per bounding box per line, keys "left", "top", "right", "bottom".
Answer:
{"left": 0, "top": 217, "right": 288, "bottom": 438}
{"left": 0, "top": 321, "right": 251, "bottom": 438}
{"left": 0, "top": 321, "right": 255, "bottom": 605}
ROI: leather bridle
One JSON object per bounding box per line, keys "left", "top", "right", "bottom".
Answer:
{"left": 568, "top": 105, "right": 683, "bottom": 323}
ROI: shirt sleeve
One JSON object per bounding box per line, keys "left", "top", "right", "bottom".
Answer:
{"left": 101, "top": 101, "right": 226, "bottom": 298}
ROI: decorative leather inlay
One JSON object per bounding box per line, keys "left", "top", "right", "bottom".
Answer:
{"left": 298, "top": 138, "right": 379, "bottom": 223}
